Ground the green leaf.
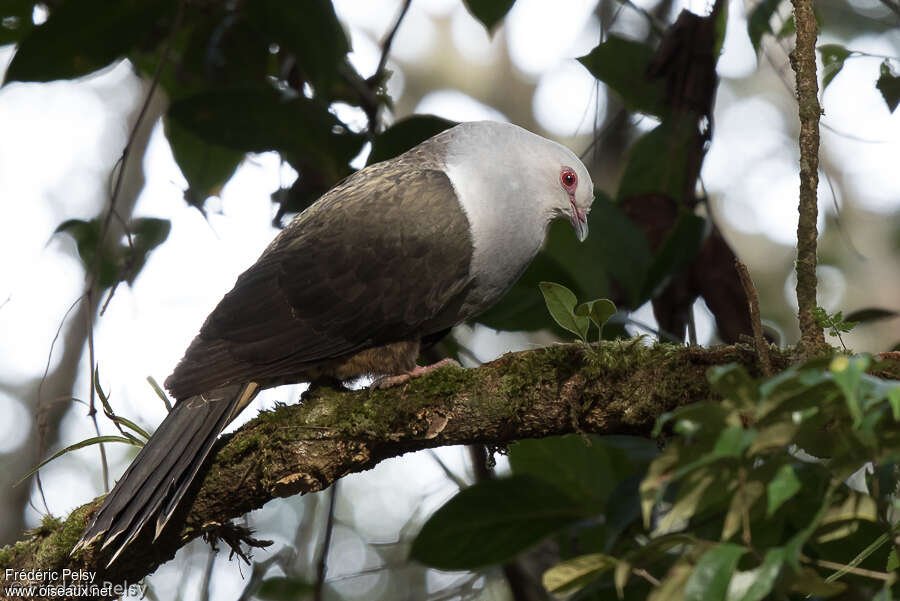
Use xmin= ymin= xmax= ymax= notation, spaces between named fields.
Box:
xmin=126 ymin=217 xmax=171 ymax=282
xmin=767 ymin=464 xmax=801 ymax=516
xmin=617 ymin=119 xmax=696 ymax=205
xmin=542 ymin=553 xmax=617 ymax=596
xmin=733 ymin=548 xmax=785 ymax=601
xmin=0 ymin=0 xmax=34 ymax=46
xmin=410 ymin=475 xmax=586 ymax=570
xmin=367 ymin=115 xmax=457 ymax=165
xmin=830 ymin=355 xmax=870 ymax=426
xmin=640 ymin=211 xmax=707 ymax=303
xmin=888 ymin=387 xmax=900 ymax=421
xmin=876 ymin=60 xmax=900 ymax=113
xmin=819 ymin=44 xmax=852 ymax=89
xmin=54 ymin=218 xmax=118 ymax=288
xmin=4 ymin=0 xmax=177 ymax=84
xmin=575 ymin=298 xmax=617 ymax=338
xmin=167 ymin=86 xmax=365 ymax=175
xmin=508 ymin=435 xmax=629 ymax=509
xmin=746 ymin=0 xmax=780 ymax=54
xmin=255 ymin=576 xmax=314 ymax=600
xmin=146 ymin=376 xmax=173 ymax=412
xmin=247 ymin=0 xmax=349 ymax=96
xmin=577 ymin=35 xmax=667 ymax=116
xmin=683 ymin=543 xmax=745 ymax=601
xmin=16 ymin=435 xmax=140 ymax=485
xmin=463 ymin=0 xmax=515 ymax=34
xmin=887 ymin=548 xmax=899 ymax=572
xmin=712 ymin=426 xmax=755 ymax=457
xmin=539 ymin=282 xmax=589 ymax=341
xmin=707 ymin=364 xmax=759 ymax=407
xmin=164 ymin=117 xmax=243 ymax=205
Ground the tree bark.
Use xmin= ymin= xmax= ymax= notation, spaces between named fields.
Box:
xmin=0 ymin=342 xmax=806 ymax=600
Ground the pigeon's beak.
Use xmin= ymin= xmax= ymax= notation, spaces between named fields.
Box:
xmin=569 ymin=199 xmax=589 ymax=242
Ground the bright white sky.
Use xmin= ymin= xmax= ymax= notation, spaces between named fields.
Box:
xmin=0 ymin=0 xmax=898 ymax=597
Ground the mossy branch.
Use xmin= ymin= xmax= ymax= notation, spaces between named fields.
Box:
xmin=1 ymin=342 xmax=791 ymax=600
xmin=790 ymin=0 xmax=827 ymax=357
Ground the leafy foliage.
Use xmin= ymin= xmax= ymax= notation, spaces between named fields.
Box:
xmin=539 ymin=282 xmax=617 ymax=343
xmin=413 ymin=359 xmax=900 ymax=599
xmin=813 ymin=307 xmax=858 ymax=349
xmin=463 ymin=0 xmax=516 ymax=34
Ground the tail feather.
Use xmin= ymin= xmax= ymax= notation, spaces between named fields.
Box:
xmin=74 ymin=382 xmax=257 ymax=564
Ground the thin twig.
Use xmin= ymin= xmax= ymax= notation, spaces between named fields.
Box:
xmin=376 ymin=0 xmax=412 ymax=84
xmin=789 ymin=0 xmax=826 ymax=357
xmin=735 ymin=261 xmax=773 ymax=376
xmin=314 ymin=482 xmax=339 ymax=601
xmin=364 ymin=0 xmax=413 ymax=136
xmin=803 ymin=555 xmax=895 ymax=582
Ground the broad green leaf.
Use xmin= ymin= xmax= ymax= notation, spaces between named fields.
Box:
xmin=617 ymin=119 xmax=695 ymax=205
xmin=712 ymin=426 xmax=755 ymax=457
xmin=732 ymin=548 xmax=785 ymax=601
xmin=54 ymin=218 xmax=118 ymax=288
xmin=4 ymin=0 xmax=177 ymax=84
xmin=876 ymin=60 xmax=900 ymax=113
xmin=819 ymin=44 xmax=852 ymax=89
xmin=167 ymin=86 xmax=365 ymax=175
xmin=16 ymin=435 xmax=140 ymax=485
xmin=708 ymin=364 xmax=759 ymax=407
xmin=766 ymin=464 xmax=801 ymax=516
xmin=539 ymin=282 xmax=589 ymax=340
xmin=888 ymin=549 xmax=899 ymax=572
xmin=746 ymin=0 xmax=780 ymax=53
xmin=126 ymin=217 xmax=171 ymax=282
xmin=164 ymin=118 xmax=243 ymax=206
xmin=542 ymin=553 xmax=617 ymax=596
xmin=256 ymin=576 xmax=314 ymax=600
xmin=655 ymin=472 xmax=715 ymax=534
xmin=683 ymin=543 xmax=745 ymax=601
xmin=639 ymin=210 xmax=707 ymax=301
xmin=889 ymin=387 xmax=900 ymax=421
xmin=410 ymin=475 xmax=586 ymax=570
xmin=463 ymin=0 xmax=515 ymax=34
xmin=576 ymin=298 xmax=617 ymax=338
xmin=247 ymin=0 xmax=349 ymax=96
xmin=509 ymin=435 xmax=629 ymax=509
xmin=553 ymin=193 xmax=651 ymax=306
xmin=722 ymin=479 xmax=764 ymax=540
xmin=0 ymin=0 xmax=34 ymax=45
xmin=830 ymin=355 xmax=870 ymax=426
xmin=578 ymin=35 xmax=666 ymax=116
xmin=367 ymin=115 xmax=457 ymax=165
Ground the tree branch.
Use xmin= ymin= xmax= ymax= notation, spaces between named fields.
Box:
xmin=1 ymin=342 xmax=792 ymax=599
xmin=789 ymin=0 xmax=826 ymax=358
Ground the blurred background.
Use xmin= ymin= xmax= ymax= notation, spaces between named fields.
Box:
xmin=0 ymin=0 xmax=899 ymax=598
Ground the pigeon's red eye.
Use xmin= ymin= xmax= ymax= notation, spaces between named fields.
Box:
xmin=560 ymin=168 xmax=577 ymax=192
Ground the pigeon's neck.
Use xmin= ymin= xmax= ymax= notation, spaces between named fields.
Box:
xmin=444 ymin=159 xmax=548 ymax=313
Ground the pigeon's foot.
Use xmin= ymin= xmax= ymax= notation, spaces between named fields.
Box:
xmin=372 ymin=358 xmax=462 ymax=389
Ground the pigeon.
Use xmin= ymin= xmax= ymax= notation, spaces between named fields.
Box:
xmin=75 ymin=120 xmax=594 ymax=564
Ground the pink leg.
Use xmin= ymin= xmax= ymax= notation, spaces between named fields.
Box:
xmin=372 ymin=358 xmax=462 ymax=389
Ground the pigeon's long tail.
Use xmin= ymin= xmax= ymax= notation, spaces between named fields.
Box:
xmin=74 ymin=382 xmax=259 ymax=566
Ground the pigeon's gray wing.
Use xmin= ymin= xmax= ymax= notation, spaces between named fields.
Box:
xmin=165 ymin=164 xmax=474 ymax=399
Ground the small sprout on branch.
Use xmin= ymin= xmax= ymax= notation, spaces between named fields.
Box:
xmin=812 ymin=307 xmax=858 ymax=350
xmin=539 ymin=282 xmax=617 ymax=343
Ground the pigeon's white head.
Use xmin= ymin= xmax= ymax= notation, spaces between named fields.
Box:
xmin=442 ymin=121 xmax=594 ymax=243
